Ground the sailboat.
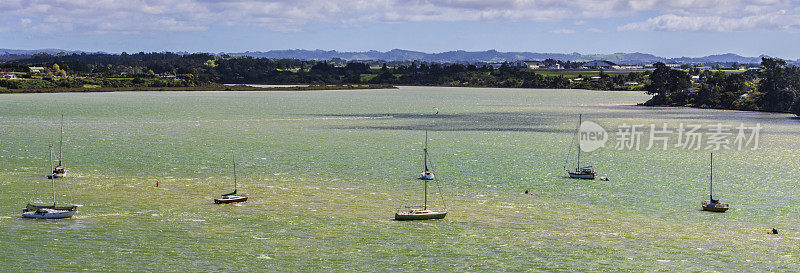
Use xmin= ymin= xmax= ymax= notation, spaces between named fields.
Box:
xmin=48 ymin=115 xmax=66 ymax=179
xmin=702 ymin=153 xmax=729 ymax=212
xmin=23 ymin=146 xmax=77 ymax=219
xmin=396 ymin=131 xmax=447 ymax=221
xmin=419 ymin=130 xmax=435 ymax=180
xmin=565 ymin=114 xmax=596 ymax=179
xmin=214 ymin=152 xmax=247 ymax=204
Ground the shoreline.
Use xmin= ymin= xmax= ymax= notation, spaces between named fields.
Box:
xmin=0 ymin=84 xmax=396 ymax=94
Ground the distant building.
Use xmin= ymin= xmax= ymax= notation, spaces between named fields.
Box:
xmin=157 ymin=73 xmax=176 ymax=78
xmin=545 ymin=62 xmax=563 ymax=70
xmin=29 ymin=67 xmax=45 ymax=73
xmin=487 ymin=62 xmax=504 ymax=69
xmin=522 ymin=61 xmax=544 ymax=69
xmin=580 ymin=60 xmax=619 ymax=69
xmin=624 ymin=81 xmax=639 ymax=86
xmin=691 ymin=75 xmax=700 ymax=81
xmin=644 ymin=63 xmax=681 ymax=69
xmin=1 ymin=72 xmax=17 ymax=79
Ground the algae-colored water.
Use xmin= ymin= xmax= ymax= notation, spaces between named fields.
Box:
xmin=1 ymin=87 xmax=799 ymax=271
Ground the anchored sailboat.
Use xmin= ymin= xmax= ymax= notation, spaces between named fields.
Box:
xmin=702 ymin=153 xmax=729 ymax=212
xmin=48 ymin=115 xmax=66 ymax=179
xmin=23 ymin=145 xmax=77 ymax=219
xmin=214 ymin=152 xmax=247 ymax=204
xmin=396 ymin=131 xmax=447 ymax=221
xmin=565 ymin=114 xmax=596 ymax=179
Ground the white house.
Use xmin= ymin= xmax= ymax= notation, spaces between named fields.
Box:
xmin=29 ymin=67 xmax=45 ymax=73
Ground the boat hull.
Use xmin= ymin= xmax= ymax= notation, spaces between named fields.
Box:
xmin=568 ymin=172 xmax=595 ymax=179
xmin=46 ymin=173 xmax=64 ymax=179
xmin=22 ymin=209 xmax=76 ymax=219
xmin=214 ymin=196 xmax=248 ymax=204
xmin=419 ymin=175 xmax=434 ymax=180
xmin=702 ymin=202 xmax=729 ymax=212
xmin=394 ymin=211 xmax=447 ymax=221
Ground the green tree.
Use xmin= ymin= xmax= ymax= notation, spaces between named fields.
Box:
xmin=792 ymin=97 xmax=800 ymax=116
xmin=643 ymin=62 xmax=690 ymax=105
xmin=758 ymin=57 xmax=796 ymax=112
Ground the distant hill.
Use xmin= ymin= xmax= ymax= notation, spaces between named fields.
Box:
xmin=227 ymin=49 xmax=668 ymax=64
xmin=0 ymin=48 xmax=105 ymax=55
xmin=227 ymin=49 xmax=779 ymax=64
xmin=2 ymin=48 xmax=795 ymax=65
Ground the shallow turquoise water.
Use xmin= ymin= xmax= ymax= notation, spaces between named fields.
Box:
xmin=1 ymin=87 xmax=799 ymax=271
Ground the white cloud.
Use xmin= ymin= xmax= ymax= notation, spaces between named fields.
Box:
xmin=619 ymin=10 xmax=800 ymax=32
xmin=0 ymin=0 xmax=798 ymax=34
xmin=550 ymin=28 xmax=576 ymax=34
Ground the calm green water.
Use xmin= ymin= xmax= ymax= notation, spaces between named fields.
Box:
xmin=1 ymin=87 xmax=799 ymax=271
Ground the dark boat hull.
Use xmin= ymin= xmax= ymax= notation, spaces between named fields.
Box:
xmin=214 ymin=196 xmax=248 ymax=204
xmin=701 ymin=202 xmax=729 ymax=212
xmin=568 ymin=171 xmax=595 ymax=179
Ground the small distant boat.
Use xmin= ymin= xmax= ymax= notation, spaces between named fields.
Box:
xmin=565 ymin=114 xmax=596 ymax=180
xmin=23 ymin=146 xmax=77 ymax=219
xmin=48 ymin=115 xmax=66 ymax=179
xmin=397 ymin=131 xmax=447 ymax=221
xmin=419 ymin=130 xmax=435 ymax=180
xmin=702 ymin=153 xmax=729 ymax=213
xmin=214 ymin=152 xmax=247 ymax=204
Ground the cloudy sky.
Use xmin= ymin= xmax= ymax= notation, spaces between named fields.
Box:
xmin=2 ymin=0 xmax=800 ymax=58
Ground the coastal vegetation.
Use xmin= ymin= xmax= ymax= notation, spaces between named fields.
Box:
xmin=643 ymin=58 xmax=800 ymax=115
xmin=1 ymin=52 xmax=798 ymax=115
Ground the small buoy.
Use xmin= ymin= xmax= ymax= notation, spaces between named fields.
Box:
xmin=524 ymin=190 xmax=529 ymax=194
xmin=772 ymin=228 xmax=778 ymax=234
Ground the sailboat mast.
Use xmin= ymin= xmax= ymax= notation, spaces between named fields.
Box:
xmin=576 ymin=114 xmax=581 ymax=170
xmin=233 ymin=152 xmax=237 ymax=191
xmin=49 ymin=145 xmax=56 ymax=207
xmin=423 ymin=130 xmax=429 ymax=171
xmin=59 ymin=114 xmax=63 ymax=165
xmin=424 ymin=180 xmax=428 ymax=210
xmin=710 ymin=153 xmax=714 ymax=200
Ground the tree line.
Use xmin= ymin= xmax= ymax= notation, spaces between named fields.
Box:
xmin=1 ymin=53 xmax=798 ymax=116
xmin=643 ymin=58 xmax=800 ymax=115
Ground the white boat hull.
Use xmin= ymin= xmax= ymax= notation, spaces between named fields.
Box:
xmin=22 ymin=209 xmax=76 ymax=219
xmin=419 ymin=173 xmax=434 ymax=180
xmin=395 ymin=208 xmax=447 ymax=221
